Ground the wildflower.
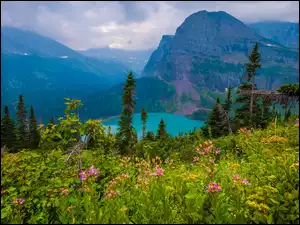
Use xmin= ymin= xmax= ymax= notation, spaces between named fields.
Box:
xmin=206 ymin=181 xmax=222 ymax=193
xmin=241 ymin=179 xmax=249 ymax=184
xmin=120 ymin=207 xmax=128 ymax=212
xmin=215 ymin=148 xmax=221 ymax=154
xmin=87 ymin=165 xmax=100 ymax=177
xmin=295 ymin=119 xmax=299 ymax=127
xmin=209 ymin=158 xmax=215 ymax=164
xmin=60 ymin=187 xmax=69 ymax=195
xmin=104 ymin=189 xmax=120 ymax=200
xmin=80 ymin=171 xmax=87 ymax=182
xmin=193 ymin=156 xmax=200 ymax=162
xmin=12 ymin=198 xmax=25 ymax=205
xmin=233 ymin=174 xmax=240 ymax=183
xmin=155 ymin=166 xmax=164 ymax=176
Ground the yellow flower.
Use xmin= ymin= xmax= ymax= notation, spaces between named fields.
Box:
xmin=120 ymin=207 xmax=128 ymax=212
xmin=261 ymin=135 xmax=288 ymax=143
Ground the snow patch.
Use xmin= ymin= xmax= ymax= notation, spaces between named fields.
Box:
xmin=266 ymin=44 xmax=275 ymax=47
xmin=60 ymin=56 xmax=69 ymax=58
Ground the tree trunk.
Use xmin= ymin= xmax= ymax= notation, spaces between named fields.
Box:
xmin=250 ymin=79 xmax=254 ymax=124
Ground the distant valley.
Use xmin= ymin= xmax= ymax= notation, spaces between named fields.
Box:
xmin=1 ymin=11 xmax=299 ymax=122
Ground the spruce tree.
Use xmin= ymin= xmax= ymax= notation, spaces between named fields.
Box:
xmin=141 ymin=108 xmax=148 ymax=140
xmin=47 ymin=117 xmax=55 ymax=128
xmin=202 ymin=97 xmax=228 ymax=138
xmin=28 ymin=105 xmax=40 ymax=149
xmin=245 ymin=42 xmax=261 ymax=123
xmin=16 ymin=94 xmax=28 ymax=147
xmin=1 ymin=105 xmax=18 ymax=150
xmin=235 ymin=82 xmax=261 ymax=129
xmin=224 ymin=84 xmax=232 ymax=114
xmin=157 ymin=119 xmax=167 ymax=139
xmin=117 ymin=71 xmax=136 ymax=155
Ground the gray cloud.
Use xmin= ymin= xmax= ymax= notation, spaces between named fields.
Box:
xmin=1 ymin=1 xmax=299 ymax=50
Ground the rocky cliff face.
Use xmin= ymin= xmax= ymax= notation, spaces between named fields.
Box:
xmin=249 ymin=21 xmax=299 ymax=49
xmin=143 ymin=10 xmax=299 ymax=116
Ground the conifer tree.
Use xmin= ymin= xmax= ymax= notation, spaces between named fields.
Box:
xmin=28 ymin=105 xmax=40 ymax=148
xmin=47 ymin=117 xmax=55 ymax=128
xmin=235 ymin=82 xmax=261 ymax=129
xmin=1 ymin=105 xmax=18 ymax=150
xmin=245 ymin=42 xmax=261 ymax=123
xmin=157 ymin=119 xmax=167 ymax=139
xmin=16 ymin=94 xmax=28 ymax=147
xmin=141 ymin=108 xmax=148 ymax=140
xmin=202 ymin=97 xmax=228 ymax=138
xmin=117 ymin=71 xmax=136 ymax=155
xmin=224 ymin=84 xmax=232 ymax=114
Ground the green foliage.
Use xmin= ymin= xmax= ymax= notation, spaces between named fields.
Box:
xmin=277 ymin=84 xmax=299 ymax=97
xmin=16 ymin=94 xmax=29 ymax=148
xmin=1 ymin=122 xmax=298 ymax=224
xmin=245 ymin=42 xmax=261 ymax=82
xmin=141 ymin=108 xmax=148 ymax=140
xmin=117 ymin=72 xmax=137 ymax=155
xmin=1 ymin=105 xmax=18 ymax=151
xmin=28 ymin=105 xmax=40 ymax=149
xmin=224 ymin=84 xmax=232 ymax=113
xmin=157 ymin=119 xmax=168 ymax=139
xmin=39 ymin=98 xmax=84 ymax=150
xmin=202 ymin=97 xmax=229 ymax=138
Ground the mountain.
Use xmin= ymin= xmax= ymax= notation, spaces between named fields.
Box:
xmin=1 ymin=27 xmax=130 ymax=122
xmin=248 ymin=21 xmax=299 ymax=49
xmin=79 ymin=47 xmax=154 ymax=75
xmin=143 ymin=10 xmax=299 ymax=118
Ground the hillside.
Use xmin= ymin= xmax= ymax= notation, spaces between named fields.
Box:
xmin=249 ymin=21 xmax=299 ymax=49
xmin=1 ymin=27 xmax=130 ymax=121
xmin=143 ymin=11 xmax=299 ymax=118
xmin=80 ymin=47 xmax=154 ymax=75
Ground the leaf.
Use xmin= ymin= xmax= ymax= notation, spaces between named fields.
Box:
xmin=267 ymin=214 xmax=273 ymax=224
xmin=185 ymin=193 xmax=197 ymax=200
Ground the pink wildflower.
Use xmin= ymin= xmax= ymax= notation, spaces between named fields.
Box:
xmin=241 ymin=179 xmax=249 ymax=184
xmin=88 ymin=165 xmax=100 ymax=177
xmin=12 ymin=198 xmax=25 ymax=205
xmin=155 ymin=166 xmax=164 ymax=176
xmin=193 ymin=157 xmax=200 ymax=162
xmin=80 ymin=171 xmax=87 ymax=182
xmin=206 ymin=182 xmax=222 ymax=193
xmin=215 ymin=148 xmax=221 ymax=154
xmin=233 ymin=174 xmax=240 ymax=183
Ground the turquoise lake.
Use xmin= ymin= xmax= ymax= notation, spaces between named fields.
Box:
xmin=102 ymin=113 xmax=205 ymax=138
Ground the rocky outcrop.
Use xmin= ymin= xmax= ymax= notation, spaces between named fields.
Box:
xmin=143 ymin=10 xmax=299 ymax=116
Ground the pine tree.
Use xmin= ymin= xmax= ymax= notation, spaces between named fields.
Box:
xmin=245 ymin=42 xmax=261 ymax=124
xmin=157 ymin=119 xmax=167 ymax=139
xmin=117 ymin=71 xmax=136 ymax=155
xmin=224 ymin=84 xmax=232 ymax=114
xmin=141 ymin=108 xmax=148 ymax=140
xmin=16 ymin=94 xmax=28 ymax=147
xmin=235 ymin=82 xmax=261 ymax=129
xmin=28 ymin=105 xmax=40 ymax=149
xmin=202 ymin=97 xmax=228 ymax=138
xmin=47 ymin=117 xmax=55 ymax=128
xmin=1 ymin=105 xmax=18 ymax=150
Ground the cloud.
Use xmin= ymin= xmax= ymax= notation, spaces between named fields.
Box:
xmin=1 ymin=1 xmax=299 ymax=51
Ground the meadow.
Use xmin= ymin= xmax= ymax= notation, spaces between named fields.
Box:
xmin=1 ymin=119 xmax=299 ymax=224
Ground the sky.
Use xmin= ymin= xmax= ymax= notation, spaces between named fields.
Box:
xmin=1 ymin=1 xmax=299 ymax=51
